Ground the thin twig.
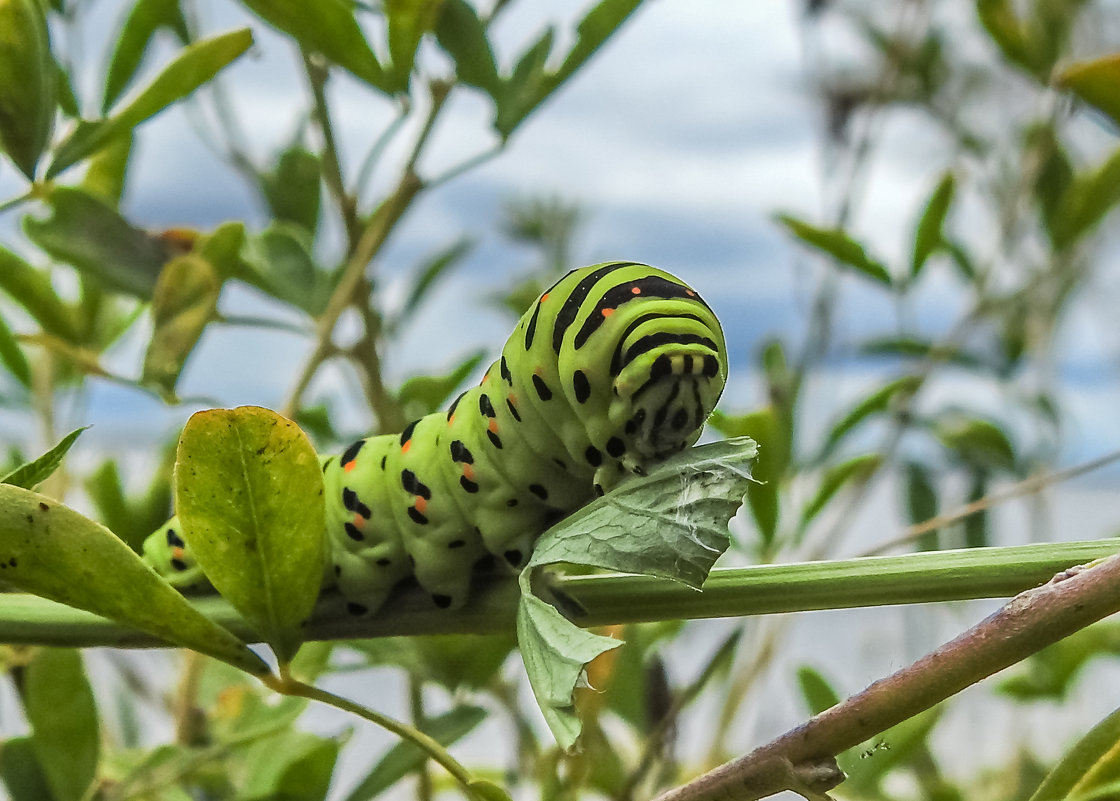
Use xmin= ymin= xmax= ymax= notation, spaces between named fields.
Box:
xmin=654 ymin=551 xmax=1120 ymax=801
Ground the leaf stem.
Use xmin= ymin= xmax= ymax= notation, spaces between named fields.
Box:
xmin=264 ymin=671 xmax=477 ymax=793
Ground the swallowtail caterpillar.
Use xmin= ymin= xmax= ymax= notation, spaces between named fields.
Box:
xmin=143 ymin=262 xmax=727 ymax=615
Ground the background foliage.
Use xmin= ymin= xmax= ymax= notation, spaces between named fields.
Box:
xmin=2 ymin=0 xmax=1120 ymax=800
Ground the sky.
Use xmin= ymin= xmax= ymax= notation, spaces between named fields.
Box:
xmin=2 ymin=0 xmax=1120 ymax=479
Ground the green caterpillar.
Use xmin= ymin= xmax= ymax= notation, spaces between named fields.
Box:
xmin=143 ymin=262 xmax=727 ymax=615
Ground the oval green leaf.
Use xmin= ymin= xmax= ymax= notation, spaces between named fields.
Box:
xmin=1055 ymin=53 xmax=1120 ymax=130
xmin=0 ymin=483 xmax=266 ymax=674
xmin=175 ymin=406 xmax=325 ymax=662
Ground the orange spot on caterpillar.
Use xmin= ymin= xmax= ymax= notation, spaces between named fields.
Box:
xmin=686 ymin=289 xmax=695 ymax=296
xmin=402 ymin=440 xmax=412 ymax=454
xmin=488 ymin=419 xmax=499 ymax=434
xmin=343 ymin=461 xmax=357 ymax=473
xmin=414 ymin=497 xmax=428 ymax=514
xmin=541 ymin=292 xmax=550 ymax=302
xmin=601 ymin=307 xmax=615 ymax=318
xmin=352 ymin=514 xmax=367 ymax=530
xmin=171 ymin=547 xmax=185 ymax=559
xmin=448 ymin=415 xmax=455 ymax=426
xmin=631 ymin=286 xmax=641 ymax=294
xmin=463 ymin=464 xmax=475 ymax=480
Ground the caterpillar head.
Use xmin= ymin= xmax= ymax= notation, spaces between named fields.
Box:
xmin=614 ymin=346 xmax=726 ymax=463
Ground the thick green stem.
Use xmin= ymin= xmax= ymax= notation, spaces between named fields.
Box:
xmin=0 ymin=539 xmax=1114 ymax=647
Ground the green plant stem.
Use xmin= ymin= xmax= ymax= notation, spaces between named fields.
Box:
xmin=653 ymin=549 xmax=1120 ymax=801
xmin=264 ymin=673 xmax=476 ymax=794
xmin=0 ymin=539 xmax=1115 ymax=647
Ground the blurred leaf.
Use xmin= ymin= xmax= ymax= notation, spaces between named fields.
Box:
xmin=102 ymin=0 xmax=191 ymax=112
xmin=797 ymin=665 xmax=841 ymax=715
xmin=963 ymin=469 xmax=989 ymax=549
xmin=0 ymin=246 xmax=77 ymax=340
xmin=385 ymin=0 xmax=443 ymax=92
xmin=860 ymin=336 xmax=986 ymax=369
xmin=1056 ymin=52 xmax=1120 ymax=129
xmin=25 ymin=649 xmax=99 ymax=801
xmin=905 ymin=461 xmax=939 ymax=551
xmin=84 ymin=458 xmax=171 ymax=553
xmin=398 ymin=351 xmax=485 ymax=420
xmin=708 ymin=408 xmax=784 ymax=548
xmin=142 ymin=253 xmax=222 ymax=400
xmin=1 ymin=427 xmax=86 ymax=489
xmin=496 ymin=0 xmax=643 ymax=137
xmin=81 ymin=130 xmax=133 ymax=207
xmin=49 ymin=28 xmax=254 ymax=177
xmin=776 ymin=214 xmax=892 ymax=285
xmin=818 ymin=375 xmax=920 ymax=460
xmin=0 ymin=311 xmax=30 ymax=387
xmin=240 ymin=0 xmax=389 ymax=91
xmin=0 ymin=483 xmax=267 ymax=674
xmin=239 ymin=730 xmax=341 ymax=801
xmin=500 ymin=28 xmax=554 ymax=129
xmin=343 ymin=706 xmax=488 ymax=801
xmin=175 ymin=406 xmax=325 ymax=662
xmin=0 ymin=737 xmax=54 ymax=801
xmin=23 ymin=185 xmax=172 ymax=298
xmin=1025 ymin=124 xmax=1073 ymax=240
xmin=260 ymin=146 xmax=321 ymax=234
xmin=1051 ymin=147 xmax=1120 ymax=248
xmin=0 ymin=0 xmax=56 ymax=180
xmin=1000 ymin=623 xmax=1120 ymax=701
xmin=519 ymin=438 xmax=757 ymax=748
xmin=349 ymin=633 xmax=517 ymax=691
xmin=239 ymin=223 xmax=330 ymax=314
xmin=977 ymin=0 xmax=1044 ymax=79
xmin=197 ymin=220 xmax=247 ymax=279
xmin=1028 ymin=705 xmax=1120 ymax=801
xmin=910 ymin=172 xmax=954 ymax=277
xmin=800 ymin=453 xmax=882 ymax=527
xmin=396 ymin=237 xmax=475 ymax=327
xmin=935 ymin=417 xmax=1015 ymax=472
xmin=434 ymin=0 xmax=500 ymax=95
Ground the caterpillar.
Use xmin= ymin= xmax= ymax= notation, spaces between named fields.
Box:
xmin=142 ymin=262 xmax=727 ymax=615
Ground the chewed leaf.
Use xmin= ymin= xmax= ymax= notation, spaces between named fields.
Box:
xmin=176 ymin=406 xmax=325 ymax=663
xmin=0 ymin=484 xmax=266 ymax=675
xmin=527 ymin=437 xmax=758 ymax=588
xmin=517 ymin=438 xmax=757 ymax=749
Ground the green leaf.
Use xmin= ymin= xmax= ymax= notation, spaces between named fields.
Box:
xmin=48 ymin=28 xmax=254 ymax=177
xmin=2 ymin=427 xmax=87 ymax=489
xmin=0 ymin=246 xmax=77 ymax=340
xmin=385 ymin=0 xmax=443 ymax=92
xmin=23 ymin=185 xmax=172 ymax=298
xmin=976 ymin=0 xmax=1046 ymax=79
xmin=141 ymin=253 xmax=222 ymax=400
xmin=818 ymin=376 xmax=920 ymax=460
xmin=343 ymin=706 xmax=488 ymax=801
xmin=396 ymin=237 xmax=475 ymax=326
xmin=81 ymin=129 xmax=133 ymax=207
xmin=905 ymin=461 xmax=939 ymax=551
xmin=398 ymin=351 xmax=485 ymax=420
xmin=239 ymin=223 xmax=330 ymax=314
xmin=518 ymin=438 xmax=757 ymax=748
xmin=1028 ymin=705 xmax=1120 ymax=801
xmin=1025 ymin=124 xmax=1073 ymax=242
xmin=708 ymin=408 xmax=785 ymax=548
xmin=800 ymin=454 xmax=883 ymax=528
xmin=1055 ymin=53 xmax=1120 ymax=129
xmin=935 ymin=417 xmax=1015 ymax=472
xmin=434 ymin=0 xmax=500 ymax=95
xmin=0 ymin=311 xmax=30 ymax=387
xmin=910 ymin=172 xmax=954 ymax=276
xmin=102 ymin=0 xmax=191 ymax=112
xmin=797 ymin=665 xmax=841 ymax=715
xmin=260 ymin=145 xmax=321 ymax=234
xmin=0 ymin=483 xmax=266 ymax=674
xmin=240 ymin=730 xmax=341 ymax=801
xmin=860 ymin=336 xmax=986 ymax=369
xmin=496 ymin=0 xmax=642 ymax=137
xmin=175 ymin=406 xmax=326 ymax=662
xmin=776 ymin=214 xmax=892 ymax=285
xmin=239 ymin=0 xmax=389 ymax=91
xmin=963 ymin=469 xmax=989 ymax=548
xmin=516 ymin=591 xmax=622 ymax=750
xmin=24 ymin=649 xmax=100 ymax=801
xmin=468 ymin=779 xmax=515 ymax=801
xmin=0 ymin=0 xmax=56 ymax=179
xmin=999 ymin=623 xmax=1120 ymax=701
xmin=1050 ymin=147 xmax=1120 ymax=248
xmin=0 ymin=738 xmax=54 ymax=801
